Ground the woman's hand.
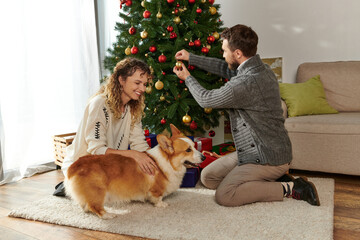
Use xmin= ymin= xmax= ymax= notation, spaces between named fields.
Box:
xmin=173 ymin=62 xmax=191 ymax=81
xmin=131 ymin=150 xmax=158 ymax=176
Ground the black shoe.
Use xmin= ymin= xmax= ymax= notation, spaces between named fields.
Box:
xmin=53 ymin=181 xmax=66 ymax=197
xmin=276 ymin=173 xmax=295 ymax=182
xmin=291 ymin=177 xmax=320 ymax=206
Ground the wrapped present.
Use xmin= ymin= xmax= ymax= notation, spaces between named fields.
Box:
xmin=212 ymin=142 xmax=236 ymax=155
xmin=180 ymin=167 xmax=199 ymax=188
xmin=194 ymin=137 xmax=212 ymax=152
xmin=146 ymin=134 xmax=158 ymax=147
xmin=199 ymin=151 xmax=220 ymax=169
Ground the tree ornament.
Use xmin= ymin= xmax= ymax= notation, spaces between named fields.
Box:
xmin=224 ymin=78 xmax=229 ymax=83
xmin=143 ymin=10 xmax=151 ymax=18
xmin=207 ymin=35 xmax=215 ymax=44
xmin=145 ymin=85 xmax=152 ymax=94
xmin=131 ymin=46 xmax=139 ymax=54
xmin=190 ymin=121 xmax=198 ymax=130
xmin=196 ymin=8 xmax=202 ymax=14
xmin=126 ymin=0 xmax=132 ymax=6
xmin=160 ymin=95 xmax=165 ymax=101
xmin=209 ymin=6 xmax=217 ymax=15
xmin=213 ymin=31 xmax=220 ymax=40
xmin=162 ymin=71 xmax=166 ymax=75
xmin=206 ymin=44 xmax=211 ymax=50
xmin=156 ymin=11 xmax=163 ymax=18
xmin=149 ymin=45 xmax=157 ymax=52
xmin=188 ymin=41 xmax=195 ymax=47
xmin=140 ymin=30 xmax=148 ymax=39
xmin=188 ymin=0 xmax=195 ymax=4
xmin=170 ymin=32 xmax=177 ymax=39
xmin=167 ymin=25 xmax=174 ymax=32
xmin=175 ymin=61 xmax=183 ymax=70
xmin=201 ymin=0 xmax=206 ymax=3
xmin=201 ymin=46 xmax=209 ymax=54
xmin=154 ymin=108 xmax=157 ymax=113
xmin=184 ymin=88 xmax=188 ymax=91
xmin=155 ymin=80 xmax=164 ymax=90
xmin=180 ymin=80 xmax=184 ymax=84
xmin=129 ymin=26 xmax=136 ymax=35
xmin=188 ymin=65 xmax=195 ymax=71
xmin=182 ymin=113 xmax=192 ymax=123
xmin=158 ymin=54 xmax=167 ymax=63
xmin=162 ymin=33 xmax=166 ymax=37
xmin=204 ymin=107 xmax=213 ymax=113
xmin=149 ymin=66 xmax=154 ymax=74
xmin=145 ymin=53 xmax=148 ymax=58
xmin=208 ymin=0 xmax=215 ymax=4
xmin=161 ymin=118 xmax=166 ymax=124
xmin=194 ymin=39 xmax=201 ymax=47
xmin=125 ymin=47 xmax=132 ymax=55
xmin=173 ymin=16 xmax=181 ymax=24
xmin=144 ymin=129 xmax=149 ymax=136
xmin=173 ymin=9 xmax=179 ymax=15
xmin=167 ymin=0 xmax=175 ymax=4
xmin=209 ymin=130 xmax=215 ymax=137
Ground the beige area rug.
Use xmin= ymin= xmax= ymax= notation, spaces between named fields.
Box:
xmin=8 ymin=178 xmax=334 ymax=240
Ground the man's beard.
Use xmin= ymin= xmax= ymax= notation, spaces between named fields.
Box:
xmin=228 ymin=61 xmax=239 ymax=70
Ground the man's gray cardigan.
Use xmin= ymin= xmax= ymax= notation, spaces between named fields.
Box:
xmin=186 ymin=54 xmax=292 ymax=166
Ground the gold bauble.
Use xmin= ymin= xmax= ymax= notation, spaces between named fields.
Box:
xmin=154 ymin=108 xmax=157 ymax=113
xmin=206 ymin=44 xmax=211 ymax=50
xmin=204 ymin=107 xmax=213 ymax=114
xmin=149 ymin=66 xmax=154 ymax=74
xmin=141 ymin=0 xmax=146 ymax=7
xmin=156 ymin=12 xmax=162 ymax=19
xmin=162 ymin=33 xmax=166 ymax=36
xmin=145 ymin=85 xmax=152 ymax=94
xmin=125 ymin=47 xmax=131 ymax=55
xmin=209 ymin=7 xmax=217 ymax=15
xmin=160 ymin=95 xmax=165 ymax=101
xmin=173 ymin=16 xmax=181 ymax=24
xmin=175 ymin=61 xmax=183 ymax=69
xmin=182 ymin=114 xmax=192 ymax=123
xmin=184 ymin=88 xmax=188 ymax=91
xmin=145 ymin=53 xmax=148 ymax=57
xmin=140 ymin=30 xmax=148 ymax=39
xmin=155 ymin=80 xmax=164 ymax=90
xmin=201 ymin=0 xmax=206 ymax=3
xmin=213 ymin=31 xmax=220 ymax=40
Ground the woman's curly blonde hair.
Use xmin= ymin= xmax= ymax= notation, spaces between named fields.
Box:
xmin=97 ymin=58 xmax=150 ymax=127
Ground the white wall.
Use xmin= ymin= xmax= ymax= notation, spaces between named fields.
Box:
xmin=217 ymin=0 xmax=360 ymax=83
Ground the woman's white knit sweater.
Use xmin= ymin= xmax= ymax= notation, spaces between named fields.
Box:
xmin=61 ymin=95 xmax=149 ymax=176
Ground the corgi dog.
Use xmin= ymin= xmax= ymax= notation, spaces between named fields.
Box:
xmin=64 ymin=124 xmax=205 ymax=219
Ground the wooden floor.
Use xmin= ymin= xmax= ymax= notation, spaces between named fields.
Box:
xmin=1 ymin=170 xmax=360 ymax=240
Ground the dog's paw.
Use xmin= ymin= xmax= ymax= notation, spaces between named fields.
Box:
xmin=100 ymin=212 xmax=118 ymax=219
xmin=155 ymin=201 xmax=168 ymax=208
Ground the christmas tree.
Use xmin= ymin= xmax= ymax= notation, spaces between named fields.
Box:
xmin=104 ymin=0 xmax=225 ymax=135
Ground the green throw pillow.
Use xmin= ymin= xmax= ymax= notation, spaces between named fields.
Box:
xmin=279 ymin=75 xmax=338 ymax=117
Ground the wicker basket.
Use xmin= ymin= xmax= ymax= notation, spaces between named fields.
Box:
xmin=53 ymin=132 xmax=76 ymax=167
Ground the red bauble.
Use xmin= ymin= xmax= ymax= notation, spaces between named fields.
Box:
xmin=188 ymin=65 xmax=195 ymax=71
xmin=167 ymin=25 xmax=174 ymax=32
xmin=196 ymin=8 xmax=202 ymax=14
xmin=180 ymin=80 xmax=184 ymax=84
xmin=170 ymin=32 xmax=177 ymax=39
xmin=194 ymin=39 xmax=201 ymax=47
xmin=190 ymin=121 xmax=198 ymax=130
xmin=125 ymin=0 xmax=132 ymax=6
xmin=209 ymin=130 xmax=215 ymax=137
xmin=129 ymin=26 xmax=136 ymax=35
xmin=176 ymin=3 xmax=180 ymax=7
xmin=201 ymin=47 xmax=209 ymax=54
xmin=188 ymin=0 xmax=196 ymax=4
xmin=224 ymin=78 xmax=229 ymax=83
xmin=207 ymin=35 xmax=215 ymax=44
xmin=188 ymin=41 xmax=195 ymax=47
xmin=174 ymin=9 xmax=179 ymax=15
xmin=143 ymin=10 xmax=151 ymax=18
xmin=162 ymin=71 xmax=166 ymax=75
xmin=161 ymin=118 xmax=166 ymax=124
xmin=158 ymin=54 xmax=167 ymax=63
xmin=144 ymin=129 xmax=149 ymax=136
xmin=131 ymin=46 xmax=138 ymax=54
xmin=149 ymin=45 xmax=157 ymax=53
xmin=167 ymin=0 xmax=175 ymax=3
xmin=208 ymin=0 xmax=215 ymax=4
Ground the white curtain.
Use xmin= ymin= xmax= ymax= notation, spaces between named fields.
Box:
xmin=0 ymin=0 xmax=100 ymax=185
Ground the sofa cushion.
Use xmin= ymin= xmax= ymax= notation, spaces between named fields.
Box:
xmin=297 ymin=61 xmax=360 ymax=112
xmin=279 ymin=75 xmax=338 ymax=117
xmin=285 ymin=112 xmax=360 ymax=134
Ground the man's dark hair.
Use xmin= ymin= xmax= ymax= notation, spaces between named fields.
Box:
xmin=221 ymin=24 xmax=258 ymax=57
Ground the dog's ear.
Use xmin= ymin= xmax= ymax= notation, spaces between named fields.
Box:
xmin=157 ymin=134 xmax=174 ymax=154
xmin=170 ymin=124 xmax=184 ymax=139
